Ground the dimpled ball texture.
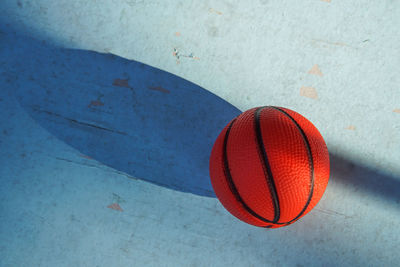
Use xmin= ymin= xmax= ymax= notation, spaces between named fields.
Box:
xmin=209 ymin=106 xmax=330 ymax=228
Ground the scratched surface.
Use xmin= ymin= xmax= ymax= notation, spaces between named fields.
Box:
xmin=1 ymin=0 xmax=400 ymax=266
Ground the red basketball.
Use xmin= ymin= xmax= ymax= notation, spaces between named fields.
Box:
xmin=209 ymin=106 xmax=330 ymax=228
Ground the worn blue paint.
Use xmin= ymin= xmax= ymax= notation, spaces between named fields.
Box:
xmin=4 ymin=33 xmax=240 ymax=197
xmin=1 ymin=1 xmax=400 ymax=266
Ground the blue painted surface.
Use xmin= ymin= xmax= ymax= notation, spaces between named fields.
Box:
xmin=4 ymin=33 xmax=240 ymax=197
xmin=1 ymin=1 xmax=400 ymax=266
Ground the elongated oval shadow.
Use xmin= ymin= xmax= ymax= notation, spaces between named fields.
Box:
xmin=8 ymin=33 xmax=241 ymax=197
xmin=5 ymin=32 xmax=399 ymax=206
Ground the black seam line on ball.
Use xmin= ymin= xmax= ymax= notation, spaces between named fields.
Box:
xmin=223 ymin=117 xmax=284 ymax=225
xmin=271 ymin=107 xmax=315 ymax=225
xmin=254 ymin=107 xmax=281 ymax=223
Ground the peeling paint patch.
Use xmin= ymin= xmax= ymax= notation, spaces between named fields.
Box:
xmin=173 ymin=48 xmax=178 ymax=58
xmin=300 ymin=86 xmax=318 ymax=99
xmin=88 ymin=100 xmax=104 ymax=108
xmin=393 ymin=109 xmax=400 ymax=114
xmin=308 ymin=64 xmax=323 ymax=76
xmin=113 ymin=78 xmax=131 ymax=88
xmin=148 ymin=86 xmax=170 ymax=94
xmin=173 ymin=48 xmax=180 ymax=64
xmin=320 ymin=0 xmax=331 ymax=2
xmin=345 ymin=125 xmax=356 ymax=130
xmin=209 ymin=8 xmax=222 ymax=15
xmin=107 ymin=203 xmax=123 ymax=212
xmin=175 ymin=32 xmax=181 ymax=37
xmin=173 ymin=48 xmax=199 ymax=64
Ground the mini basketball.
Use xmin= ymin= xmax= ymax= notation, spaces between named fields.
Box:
xmin=209 ymin=106 xmax=330 ymax=228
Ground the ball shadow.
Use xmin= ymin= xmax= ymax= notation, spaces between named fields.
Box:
xmin=3 ymin=32 xmax=240 ymax=197
xmin=3 ymin=30 xmax=399 ymax=205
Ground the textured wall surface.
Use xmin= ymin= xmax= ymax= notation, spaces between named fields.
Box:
xmin=1 ymin=0 xmax=399 ymax=266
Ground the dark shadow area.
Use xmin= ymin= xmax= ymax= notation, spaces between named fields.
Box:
xmin=1 ymin=26 xmax=399 ymax=204
xmin=1 ymin=30 xmax=240 ymax=197
xmin=329 ymin=153 xmax=400 ymax=206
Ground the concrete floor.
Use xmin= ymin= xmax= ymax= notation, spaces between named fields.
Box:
xmin=1 ymin=0 xmax=399 ymax=266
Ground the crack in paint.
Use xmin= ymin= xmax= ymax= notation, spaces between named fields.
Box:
xmin=54 ymin=156 xmax=139 ymax=181
xmin=148 ymin=86 xmax=170 ymax=94
xmin=113 ymin=78 xmax=132 ymax=88
xmin=32 ymin=107 xmax=127 ymax=135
